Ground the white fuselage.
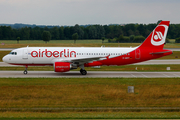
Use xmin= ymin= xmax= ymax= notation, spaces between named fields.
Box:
xmin=3 ymin=47 xmax=136 ymax=65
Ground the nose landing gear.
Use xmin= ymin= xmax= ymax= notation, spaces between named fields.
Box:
xmin=23 ymin=65 xmax=28 ymax=74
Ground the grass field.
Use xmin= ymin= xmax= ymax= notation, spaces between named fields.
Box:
xmin=0 ymin=112 xmax=180 ymax=119
xmin=0 ymin=78 xmax=180 ymax=108
xmin=0 ymin=39 xmax=180 ymax=48
xmin=0 ymin=78 xmax=180 ymax=119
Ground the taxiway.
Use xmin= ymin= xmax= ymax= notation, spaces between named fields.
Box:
xmin=0 ymin=71 xmax=180 ymax=78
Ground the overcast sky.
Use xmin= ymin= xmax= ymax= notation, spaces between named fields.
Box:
xmin=0 ymin=0 xmax=179 ymax=26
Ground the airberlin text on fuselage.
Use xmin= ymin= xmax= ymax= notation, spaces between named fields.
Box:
xmin=31 ymin=49 xmax=76 ymax=58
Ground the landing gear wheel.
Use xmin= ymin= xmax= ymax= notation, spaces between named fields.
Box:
xmin=23 ymin=70 xmax=28 ymax=74
xmin=80 ymin=69 xmax=87 ymax=75
xmin=23 ymin=65 xmax=28 ymax=75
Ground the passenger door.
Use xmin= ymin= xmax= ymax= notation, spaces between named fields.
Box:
xmin=22 ymin=49 xmax=28 ymax=59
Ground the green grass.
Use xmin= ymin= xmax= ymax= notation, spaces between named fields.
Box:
xmin=0 ymin=39 xmax=180 ymax=48
xmin=0 ymin=112 xmax=180 ymax=119
xmin=0 ymin=39 xmax=109 ymax=44
xmin=0 ymin=78 xmax=180 ymax=119
xmin=0 ymin=78 xmax=180 ymax=109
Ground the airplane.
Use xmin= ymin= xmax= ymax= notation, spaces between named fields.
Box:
xmin=2 ymin=21 xmax=172 ymax=75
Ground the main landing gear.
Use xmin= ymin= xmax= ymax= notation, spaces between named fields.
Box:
xmin=80 ymin=69 xmax=87 ymax=75
xmin=23 ymin=65 xmax=28 ymax=74
xmin=79 ymin=65 xmax=87 ymax=75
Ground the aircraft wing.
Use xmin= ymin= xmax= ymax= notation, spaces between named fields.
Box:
xmin=52 ymin=56 xmax=106 ymax=65
xmin=70 ymin=56 xmax=105 ymax=63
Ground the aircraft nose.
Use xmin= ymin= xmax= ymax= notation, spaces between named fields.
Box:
xmin=2 ymin=55 xmax=8 ymax=63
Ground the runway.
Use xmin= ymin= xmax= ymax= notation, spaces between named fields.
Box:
xmin=0 ymin=71 xmax=180 ymax=78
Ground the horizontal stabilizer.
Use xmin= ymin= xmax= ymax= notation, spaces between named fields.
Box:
xmin=150 ymin=51 xmax=172 ymax=55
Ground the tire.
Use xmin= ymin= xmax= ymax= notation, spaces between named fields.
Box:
xmin=81 ymin=70 xmax=87 ymax=75
xmin=23 ymin=70 xmax=28 ymax=74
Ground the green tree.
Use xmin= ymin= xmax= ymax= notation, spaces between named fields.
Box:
xmin=88 ymin=26 xmax=97 ymax=39
xmin=51 ymin=27 xmax=59 ymax=40
xmin=130 ymin=35 xmax=135 ymax=42
xmin=42 ymin=31 xmax=51 ymax=43
xmin=64 ymin=27 xmax=70 ymax=40
xmin=20 ymin=27 xmax=30 ymax=40
xmin=134 ymin=36 xmax=145 ymax=43
xmin=175 ymin=37 xmax=180 ymax=43
xmin=16 ymin=37 xmax=20 ymax=44
xmin=72 ymin=33 xmax=78 ymax=44
xmin=166 ymin=38 xmax=170 ymax=43
xmin=59 ymin=27 xmax=64 ymax=40
xmin=116 ymin=35 xmax=124 ymax=43
xmin=101 ymin=37 xmax=105 ymax=44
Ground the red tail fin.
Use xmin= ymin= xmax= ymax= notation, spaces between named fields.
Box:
xmin=139 ymin=21 xmax=170 ymax=50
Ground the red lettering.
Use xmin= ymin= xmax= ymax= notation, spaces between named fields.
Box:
xmin=64 ymin=49 xmax=67 ymax=57
xmin=53 ymin=51 xmax=59 ymax=58
xmin=31 ymin=51 xmax=38 ymax=57
xmin=39 ymin=49 xmax=41 ymax=57
xmin=31 ymin=49 xmax=76 ymax=58
xmin=70 ymin=51 xmax=76 ymax=57
xmin=67 ymin=49 xmax=69 ymax=57
xmin=42 ymin=50 xmax=45 ymax=57
xmin=60 ymin=51 xmax=63 ymax=57
xmin=45 ymin=49 xmax=52 ymax=58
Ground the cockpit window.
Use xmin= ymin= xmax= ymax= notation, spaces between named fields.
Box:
xmin=9 ymin=52 xmax=17 ymax=55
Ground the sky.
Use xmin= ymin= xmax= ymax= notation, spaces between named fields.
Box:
xmin=0 ymin=0 xmax=180 ymax=26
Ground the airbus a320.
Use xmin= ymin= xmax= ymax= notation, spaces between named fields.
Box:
xmin=3 ymin=21 xmax=172 ymax=75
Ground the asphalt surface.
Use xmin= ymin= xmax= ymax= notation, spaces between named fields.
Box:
xmin=0 ymin=71 xmax=180 ymax=78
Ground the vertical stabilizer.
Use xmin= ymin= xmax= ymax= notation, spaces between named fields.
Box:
xmin=139 ymin=21 xmax=170 ymax=50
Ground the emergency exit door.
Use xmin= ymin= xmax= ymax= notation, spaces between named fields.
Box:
xmin=135 ymin=49 xmax=141 ymax=59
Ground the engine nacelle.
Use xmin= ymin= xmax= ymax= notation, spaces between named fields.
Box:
xmin=54 ymin=62 xmax=71 ymax=72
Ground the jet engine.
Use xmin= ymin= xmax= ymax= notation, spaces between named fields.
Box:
xmin=54 ymin=62 xmax=77 ymax=72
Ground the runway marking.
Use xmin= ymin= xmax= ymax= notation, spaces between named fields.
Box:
xmin=173 ymin=73 xmax=180 ymax=77
xmin=130 ymin=73 xmax=137 ymax=78
xmin=141 ymin=73 xmax=148 ymax=78
xmin=162 ymin=73 xmax=170 ymax=77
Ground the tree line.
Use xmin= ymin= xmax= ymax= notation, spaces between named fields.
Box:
xmin=0 ymin=22 xmax=180 ymax=43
